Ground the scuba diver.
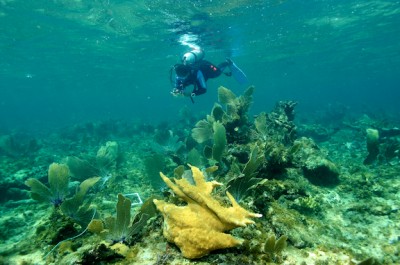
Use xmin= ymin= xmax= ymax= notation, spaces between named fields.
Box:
xmin=170 ymin=49 xmax=248 ymax=102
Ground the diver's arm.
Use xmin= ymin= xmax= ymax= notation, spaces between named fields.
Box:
xmin=192 ymin=70 xmax=207 ymax=96
xmin=174 ymin=77 xmax=184 ymax=92
xmin=171 ymin=76 xmax=185 ymax=96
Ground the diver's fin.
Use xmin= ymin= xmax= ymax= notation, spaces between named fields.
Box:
xmin=227 ymin=58 xmax=248 ymax=85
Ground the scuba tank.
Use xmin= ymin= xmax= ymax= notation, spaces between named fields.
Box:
xmin=182 ymin=49 xmax=204 ymax=65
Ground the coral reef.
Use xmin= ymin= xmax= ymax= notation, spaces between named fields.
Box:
xmin=153 ymin=165 xmax=262 ymax=259
xmin=291 ymin=137 xmax=340 ymax=186
xmin=0 ymin=134 xmax=40 ymax=157
xmin=217 ymin=86 xmax=254 ymax=144
xmin=1 ymin=86 xmax=399 ymax=264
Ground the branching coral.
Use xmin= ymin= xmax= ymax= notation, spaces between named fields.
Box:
xmin=153 ymin=165 xmax=261 ymax=259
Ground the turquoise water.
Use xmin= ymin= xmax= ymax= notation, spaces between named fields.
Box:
xmin=1 ymin=0 xmax=399 ymax=130
xmin=1 ymin=1 xmax=400 ymax=264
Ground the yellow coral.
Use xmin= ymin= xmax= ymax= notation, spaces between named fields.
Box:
xmin=153 ymin=165 xmax=262 ymax=259
xmin=87 ymin=219 xmax=104 ymax=234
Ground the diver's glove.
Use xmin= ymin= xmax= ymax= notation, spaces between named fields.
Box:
xmin=171 ymin=88 xmax=193 ymax=97
xmin=171 ymin=88 xmax=184 ymax=97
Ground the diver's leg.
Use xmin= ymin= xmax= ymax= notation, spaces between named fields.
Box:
xmin=225 ymin=58 xmax=248 ymax=84
xmin=217 ymin=61 xmax=231 ymax=72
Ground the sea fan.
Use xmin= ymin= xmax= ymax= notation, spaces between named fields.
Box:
xmin=25 ymin=163 xmax=70 ymax=207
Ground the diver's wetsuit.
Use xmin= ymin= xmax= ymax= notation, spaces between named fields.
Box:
xmin=175 ymin=60 xmax=230 ymax=96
